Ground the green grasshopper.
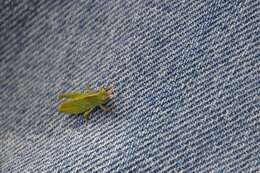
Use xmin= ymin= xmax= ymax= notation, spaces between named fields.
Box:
xmin=57 ymin=86 xmax=113 ymax=119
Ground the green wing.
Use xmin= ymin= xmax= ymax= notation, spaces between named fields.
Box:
xmin=58 ymin=90 xmax=103 ymax=115
xmin=58 ymin=97 xmax=93 ymax=114
xmin=58 ymin=92 xmax=86 ymax=100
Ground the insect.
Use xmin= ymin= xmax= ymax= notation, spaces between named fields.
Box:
xmin=57 ymin=86 xmax=113 ymax=119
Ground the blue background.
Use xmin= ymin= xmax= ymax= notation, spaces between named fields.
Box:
xmin=0 ymin=0 xmax=259 ymax=172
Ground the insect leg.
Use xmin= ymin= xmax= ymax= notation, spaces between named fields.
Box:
xmin=83 ymin=108 xmax=94 ymax=120
xmin=100 ymin=105 xmax=112 ymax=112
xmin=84 ymin=85 xmax=93 ymax=93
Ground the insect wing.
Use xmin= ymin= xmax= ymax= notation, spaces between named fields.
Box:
xmin=58 ymin=92 xmax=86 ymax=100
xmin=58 ymin=97 xmax=93 ymax=114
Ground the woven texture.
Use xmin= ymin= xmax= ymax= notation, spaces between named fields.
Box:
xmin=0 ymin=0 xmax=259 ymax=172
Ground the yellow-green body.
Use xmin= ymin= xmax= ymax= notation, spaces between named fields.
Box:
xmin=58 ymin=87 xmax=113 ymax=118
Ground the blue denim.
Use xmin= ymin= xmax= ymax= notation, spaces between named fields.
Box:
xmin=0 ymin=0 xmax=259 ymax=172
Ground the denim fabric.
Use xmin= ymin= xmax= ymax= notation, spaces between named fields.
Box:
xmin=0 ymin=0 xmax=259 ymax=172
